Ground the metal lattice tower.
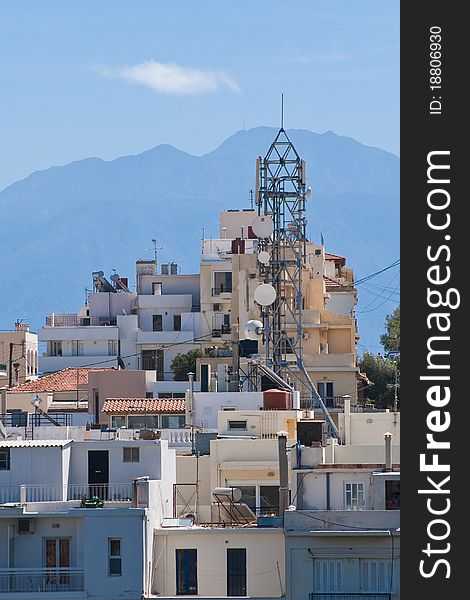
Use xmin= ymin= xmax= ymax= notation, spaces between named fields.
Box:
xmin=255 ymin=127 xmax=339 ymax=438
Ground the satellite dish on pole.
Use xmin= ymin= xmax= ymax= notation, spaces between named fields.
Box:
xmin=252 ymin=215 xmax=274 ymax=238
xmin=257 ymin=251 xmax=270 ymax=265
xmin=243 ymin=320 xmax=264 ymax=340
xmin=254 ymin=284 xmax=277 ymax=306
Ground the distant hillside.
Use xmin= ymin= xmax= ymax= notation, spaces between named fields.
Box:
xmin=0 ymin=127 xmax=399 ymax=351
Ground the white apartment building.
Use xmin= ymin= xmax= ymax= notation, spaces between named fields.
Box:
xmin=39 ymin=261 xmax=203 ymax=393
xmin=0 ymin=438 xmax=175 ymax=599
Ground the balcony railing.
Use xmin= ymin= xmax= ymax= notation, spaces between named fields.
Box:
xmin=1 ymin=413 xmax=72 ymax=428
xmin=309 ymin=595 xmax=391 ymax=600
xmin=45 ymin=315 xmax=117 ymax=326
xmin=212 ymin=286 xmax=232 ymax=296
xmin=0 ymin=483 xmax=132 ymax=504
xmin=0 ymin=568 xmax=84 ymax=593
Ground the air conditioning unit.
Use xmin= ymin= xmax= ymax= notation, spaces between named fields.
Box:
xmin=302 ymin=332 xmax=310 ymax=340
xmin=213 ymin=303 xmax=221 ymax=312
xmin=18 ymin=519 xmax=34 ymax=534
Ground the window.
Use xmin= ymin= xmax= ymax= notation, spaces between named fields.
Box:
xmin=49 ymin=341 xmax=62 ymax=356
xmin=44 ymin=538 xmax=70 ymax=585
xmin=360 ymin=559 xmax=392 ymax=593
xmin=176 ymin=549 xmax=197 ymax=595
xmin=222 ymin=406 xmax=237 ymax=411
xmin=236 ymin=485 xmax=279 ymax=516
xmin=128 ymin=415 xmax=160 ymax=429
xmin=71 ymin=341 xmax=84 ymax=356
xmin=111 ymin=416 xmax=126 ymax=428
xmin=0 ymin=448 xmax=10 ymax=470
xmin=228 ymin=420 xmax=247 ymax=431
xmin=345 ymin=482 xmax=365 ymax=511
xmin=152 ymin=282 xmax=162 ymax=295
xmin=108 ymin=340 xmax=118 ymax=356
xmin=385 ymin=480 xmax=400 ymax=510
xmin=213 ymin=272 xmax=232 ymax=295
xmin=318 ymin=382 xmax=334 ymax=407
xmin=108 ymin=538 xmax=122 ymax=576
xmin=153 ymin=314 xmax=163 ymax=332
xmin=313 ymin=559 xmax=344 ymax=593
xmin=123 ymin=447 xmax=140 ymax=463
xmin=173 ymin=315 xmax=181 ymax=331
xmin=141 ymin=349 xmax=164 ymax=379
xmin=161 ymin=415 xmax=185 ymax=429
xmin=227 ymin=548 xmax=247 ymax=596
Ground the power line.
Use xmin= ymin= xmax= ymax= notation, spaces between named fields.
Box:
xmin=354 ymin=259 xmax=400 ymax=286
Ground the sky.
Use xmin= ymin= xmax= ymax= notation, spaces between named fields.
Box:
xmin=0 ymin=0 xmax=399 ymax=191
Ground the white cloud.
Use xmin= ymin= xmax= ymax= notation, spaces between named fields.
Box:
xmin=97 ymin=60 xmax=240 ymax=95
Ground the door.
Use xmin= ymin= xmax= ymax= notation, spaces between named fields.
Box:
xmin=44 ymin=538 xmax=70 ymax=587
xmin=88 ymin=450 xmax=109 ymax=500
xmin=153 ymin=314 xmax=163 ymax=331
xmin=227 ymin=548 xmax=247 ymax=596
xmin=176 ymin=549 xmax=197 ymax=595
xmin=318 ymin=381 xmax=334 ymax=406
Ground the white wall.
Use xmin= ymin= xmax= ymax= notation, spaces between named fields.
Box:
xmin=0 ymin=444 xmax=69 ymax=489
xmin=153 ymin=528 xmax=284 ymax=597
xmin=191 ymin=392 xmax=264 ymax=429
xmin=339 ymin=411 xmax=400 ymax=445
xmin=69 ymin=440 xmax=163 ymax=486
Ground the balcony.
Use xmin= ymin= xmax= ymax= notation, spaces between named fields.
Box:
xmin=0 ymin=483 xmax=133 ymax=504
xmin=0 ymin=568 xmax=84 ymax=593
xmin=45 ymin=315 xmax=116 ymax=327
xmin=212 ymin=286 xmax=232 ymax=297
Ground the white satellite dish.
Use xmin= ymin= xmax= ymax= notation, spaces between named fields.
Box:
xmin=244 ymin=319 xmax=264 ymax=340
xmin=254 ymin=283 xmax=277 ymax=306
xmin=257 ymin=251 xmax=270 ymax=265
xmin=305 ymin=186 xmax=312 ymax=200
xmin=252 ymin=215 xmax=274 ymax=238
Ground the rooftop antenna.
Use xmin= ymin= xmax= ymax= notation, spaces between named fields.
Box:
xmin=249 ymin=190 xmax=254 ymax=210
xmin=280 ymin=93 xmax=284 ymax=130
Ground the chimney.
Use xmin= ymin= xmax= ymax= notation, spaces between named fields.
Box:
xmin=384 ymin=432 xmax=393 ymax=471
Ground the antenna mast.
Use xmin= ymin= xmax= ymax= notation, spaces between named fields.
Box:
xmin=255 ymin=113 xmax=339 ymax=438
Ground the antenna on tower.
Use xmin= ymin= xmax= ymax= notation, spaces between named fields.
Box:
xmin=280 ymin=93 xmax=284 ymax=130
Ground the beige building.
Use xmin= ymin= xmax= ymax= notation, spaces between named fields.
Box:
xmin=199 ymin=209 xmax=360 ymax=405
xmin=0 ymin=323 xmax=38 ymax=388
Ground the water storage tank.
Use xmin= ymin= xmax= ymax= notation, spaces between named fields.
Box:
xmin=263 ymin=389 xmax=292 ymax=410
xmin=212 ymin=487 xmax=242 ymax=502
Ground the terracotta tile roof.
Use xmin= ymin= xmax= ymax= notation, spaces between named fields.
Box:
xmin=103 ymin=398 xmax=185 ymax=414
xmin=325 ymin=252 xmax=346 ymax=262
xmin=323 ymin=275 xmax=341 ymax=287
xmin=9 ymin=368 xmax=113 ymax=393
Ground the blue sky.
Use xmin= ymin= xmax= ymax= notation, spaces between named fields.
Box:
xmin=0 ymin=1 xmax=399 ymax=191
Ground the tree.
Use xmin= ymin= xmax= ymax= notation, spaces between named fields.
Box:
xmin=359 ymin=352 xmax=399 ymax=409
xmin=171 ymin=350 xmax=204 ymax=381
xmin=380 ymin=305 xmax=400 ymax=353
xmin=170 ymin=348 xmax=216 ymax=381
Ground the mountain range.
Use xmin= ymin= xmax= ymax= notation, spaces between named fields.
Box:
xmin=0 ymin=126 xmax=399 ymax=353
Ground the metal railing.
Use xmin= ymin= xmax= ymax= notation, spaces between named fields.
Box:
xmin=212 ymin=286 xmax=232 ymax=296
xmin=309 ymin=595 xmax=391 ymax=600
xmin=1 ymin=412 xmax=72 ymax=428
xmin=0 ymin=483 xmax=133 ymax=504
xmin=45 ymin=315 xmax=117 ymax=326
xmin=0 ymin=568 xmax=84 ymax=593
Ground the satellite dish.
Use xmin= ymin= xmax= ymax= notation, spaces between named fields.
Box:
xmin=254 ymin=284 xmax=276 ymax=306
xmin=252 ymin=215 xmax=274 ymax=238
xmin=305 ymin=186 xmax=312 ymax=200
xmin=257 ymin=251 xmax=270 ymax=265
xmin=110 ymin=274 xmax=120 ymax=282
xmin=243 ymin=320 xmax=264 ymax=340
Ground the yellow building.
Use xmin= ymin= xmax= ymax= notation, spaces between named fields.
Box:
xmin=199 ymin=209 xmax=360 ymax=405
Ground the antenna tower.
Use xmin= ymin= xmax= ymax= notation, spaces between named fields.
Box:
xmin=255 ymin=121 xmax=339 ymax=437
